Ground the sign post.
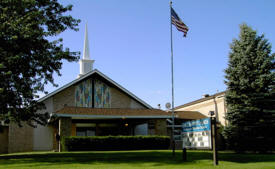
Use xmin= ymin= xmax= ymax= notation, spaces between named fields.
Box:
xmin=211 ymin=117 xmax=218 ymax=166
xmin=182 ymin=117 xmax=218 ymax=165
xmin=182 ymin=147 xmax=187 ymax=161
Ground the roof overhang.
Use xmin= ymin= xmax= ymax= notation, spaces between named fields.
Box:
xmin=174 ymin=111 xmax=207 ymax=120
xmin=49 ymin=108 xmax=205 ymax=121
xmin=54 ymin=113 xmax=172 ymax=119
xmin=174 ymin=91 xmax=226 ymax=110
xmin=52 ymin=107 xmax=172 ymax=120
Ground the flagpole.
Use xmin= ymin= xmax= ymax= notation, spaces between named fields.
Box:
xmin=169 ymin=0 xmax=175 ymax=157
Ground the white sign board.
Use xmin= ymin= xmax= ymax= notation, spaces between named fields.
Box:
xmin=182 ymin=118 xmax=212 ymax=149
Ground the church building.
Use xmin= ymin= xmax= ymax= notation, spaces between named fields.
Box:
xmin=0 ymin=25 xmax=210 ymax=154
xmin=175 ymin=91 xmax=227 ymax=126
xmin=0 ymin=25 xmax=172 ymax=153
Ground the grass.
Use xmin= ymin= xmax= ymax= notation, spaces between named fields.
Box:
xmin=0 ymin=150 xmax=275 ymax=169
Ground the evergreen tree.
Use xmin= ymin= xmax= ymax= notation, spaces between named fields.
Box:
xmin=223 ymin=24 xmax=275 ymax=152
xmin=0 ymin=0 xmax=80 ymax=126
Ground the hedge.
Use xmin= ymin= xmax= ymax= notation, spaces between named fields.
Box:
xmin=62 ymin=135 xmax=170 ymax=151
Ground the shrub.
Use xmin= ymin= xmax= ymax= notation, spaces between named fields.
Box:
xmin=62 ymin=135 xmax=170 ymax=151
xmin=216 ymin=125 xmax=226 ymax=150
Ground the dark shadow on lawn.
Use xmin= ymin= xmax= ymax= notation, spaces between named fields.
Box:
xmin=218 ymin=152 xmax=275 ymax=163
xmin=0 ymin=151 xmax=274 ymax=166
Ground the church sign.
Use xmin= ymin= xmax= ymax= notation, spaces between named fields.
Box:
xmin=182 ymin=118 xmax=212 ymax=149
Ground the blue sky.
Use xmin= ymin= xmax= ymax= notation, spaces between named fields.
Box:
xmin=42 ymin=0 xmax=275 ymax=109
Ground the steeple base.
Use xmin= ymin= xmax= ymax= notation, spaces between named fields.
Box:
xmin=78 ymin=59 xmax=94 ymax=77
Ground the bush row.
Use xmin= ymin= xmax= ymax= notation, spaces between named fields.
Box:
xmin=62 ymin=135 xmax=170 ymax=151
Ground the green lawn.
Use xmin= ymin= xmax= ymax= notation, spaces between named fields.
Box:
xmin=0 ymin=150 xmax=274 ymax=169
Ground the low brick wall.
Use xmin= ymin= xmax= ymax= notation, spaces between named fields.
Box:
xmin=8 ymin=123 xmax=33 ymax=153
xmin=0 ymin=126 xmax=9 ymax=154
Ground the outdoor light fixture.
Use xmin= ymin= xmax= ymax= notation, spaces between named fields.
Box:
xmin=209 ymin=111 xmax=215 ymax=116
xmin=125 ymin=123 xmax=128 ymax=127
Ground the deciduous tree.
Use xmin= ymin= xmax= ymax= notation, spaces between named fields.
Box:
xmin=0 ymin=0 xmax=80 ymax=126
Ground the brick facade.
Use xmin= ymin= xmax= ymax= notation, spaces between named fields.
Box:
xmin=110 ymin=87 xmax=146 ymax=109
xmin=155 ymin=119 xmax=167 ymax=135
xmin=0 ymin=126 xmax=9 ymax=154
xmin=52 ymin=124 xmax=58 ymax=151
xmin=71 ymin=123 xmax=76 ymax=136
xmin=58 ymin=117 xmax=72 ymax=151
xmin=53 ymin=85 xmax=75 ymax=112
xmin=8 ymin=123 xmax=33 ymax=153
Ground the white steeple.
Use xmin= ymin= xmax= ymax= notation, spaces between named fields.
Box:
xmin=78 ymin=23 xmax=94 ymax=77
xmin=83 ymin=23 xmax=90 ymax=60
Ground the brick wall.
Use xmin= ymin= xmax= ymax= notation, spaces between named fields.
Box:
xmin=53 ymin=85 xmax=75 ymax=112
xmin=155 ymin=119 xmax=167 ymax=135
xmin=8 ymin=123 xmax=33 ymax=153
xmin=0 ymin=126 xmax=9 ymax=154
xmin=71 ymin=123 xmax=76 ymax=136
xmin=52 ymin=78 xmax=146 ymax=110
xmin=59 ymin=117 xmax=72 ymax=151
xmin=52 ymin=125 xmax=58 ymax=151
xmin=110 ymin=87 xmax=146 ymax=109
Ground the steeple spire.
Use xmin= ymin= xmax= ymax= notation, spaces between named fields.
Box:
xmin=78 ymin=23 xmax=94 ymax=77
xmin=83 ymin=23 xmax=90 ymax=60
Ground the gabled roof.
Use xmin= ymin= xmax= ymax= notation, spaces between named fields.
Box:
xmin=38 ymin=69 xmax=153 ymax=109
xmin=174 ymin=91 xmax=225 ymax=110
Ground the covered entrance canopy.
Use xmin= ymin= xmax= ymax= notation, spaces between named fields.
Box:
xmin=55 ymin=107 xmax=172 ymax=119
xmin=51 ymin=107 xmax=172 ymax=139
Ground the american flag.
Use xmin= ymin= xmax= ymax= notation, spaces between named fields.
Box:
xmin=171 ymin=7 xmax=189 ymax=37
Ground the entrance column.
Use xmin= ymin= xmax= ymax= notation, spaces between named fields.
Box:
xmin=155 ymin=119 xmax=167 ymax=135
xmin=58 ymin=117 xmax=72 ymax=152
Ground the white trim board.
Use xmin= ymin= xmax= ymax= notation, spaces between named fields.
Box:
xmin=55 ymin=113 xmax=171 ymax=119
